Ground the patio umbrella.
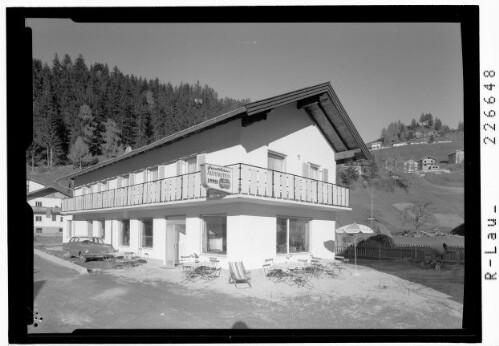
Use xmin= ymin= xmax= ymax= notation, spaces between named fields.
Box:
xmin=336 ymin=223 xmax=374 ymax=272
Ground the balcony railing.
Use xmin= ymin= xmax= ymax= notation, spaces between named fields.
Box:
xmin=62 ymin=163 xmax=349 ymax=212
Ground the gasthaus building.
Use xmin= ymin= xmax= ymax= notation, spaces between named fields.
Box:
xmin=59 ymin=82 xmax=373 ymax=269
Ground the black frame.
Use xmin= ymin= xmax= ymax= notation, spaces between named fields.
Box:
xmin=8 ymin=5 xmax=480 ymax=344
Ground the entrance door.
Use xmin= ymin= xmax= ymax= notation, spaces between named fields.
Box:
xmin=165 ymin=217 xmax=186 ymax=268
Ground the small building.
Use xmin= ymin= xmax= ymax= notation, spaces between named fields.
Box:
xmin=418 ymin=156 xmax=439 ymax=171
xmin=384 ymin=158 xmax=398 ymax=172
xmin=393 ymin=142 xmax=407 ymax=147
xmin=58 ymin=82 xmax=373 ymax=269
xmin=448 ymin=149 xmax=464 ymax=164
xmin=27 ymin=177 xmax=72 ymax=234
xmin=402 ymin=159 xmax=418 ymax=173
xmin=370 ymin=142 xmax=382 ymax=150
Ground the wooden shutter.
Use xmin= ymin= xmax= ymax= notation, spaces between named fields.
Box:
xmin=159 ymin=165 xmax=165 ymax=180
xmin=176 ymin=160 xmax=184 ymax=175
xmin=322 ymin=168 xmax=329 ymax=182
xmin=129 ymin=174 xmax=135 ymax=186
xmin=117 ymin=176 xmax=121 ymax=188
xmin=302 ymin=162 xmax=310 ymax=178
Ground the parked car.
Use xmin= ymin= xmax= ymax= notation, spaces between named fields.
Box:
xmin=63 ymin=237 xmax=117 ymax=262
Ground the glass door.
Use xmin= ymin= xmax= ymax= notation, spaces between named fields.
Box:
xmin=165 ymin=216 xmax=186 ymax=267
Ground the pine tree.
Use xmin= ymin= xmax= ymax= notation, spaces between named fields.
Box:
xmin=434 ymin=117 xmax=442 ymax=132
xmin=101 ymin=118 xmax=124 ymax=158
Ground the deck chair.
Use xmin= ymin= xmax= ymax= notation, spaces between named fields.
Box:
xmin=228 ymin=261 xmax=252 ymax=288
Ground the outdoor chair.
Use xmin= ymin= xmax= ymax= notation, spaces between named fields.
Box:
xmin=263 ymin=258 xmax=283 ymax=283
xmin=287 ymin=268 xmax=313 ymax=289
xmin=202 ymin=257 xmax=222 ymax=281
xmin=181 ymin=264 xmax=202 ymax=284
xmin=228 ymin=261 xmax=252 ymax=288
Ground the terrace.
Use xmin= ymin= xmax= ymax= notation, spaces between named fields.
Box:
xmin=61 ymin=163 xmax=350 ymax=213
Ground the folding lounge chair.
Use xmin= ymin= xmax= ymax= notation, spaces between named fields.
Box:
xmin=228 ymin=261 xmax=252 ymax=288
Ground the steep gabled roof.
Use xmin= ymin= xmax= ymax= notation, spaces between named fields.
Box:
xmin=58 ymin=82 xmax=372 ymax=181
xmin=27 ymin=185 xmax=72 ymax=198
xmin=27 ymin=175 xmax=72 ymax=197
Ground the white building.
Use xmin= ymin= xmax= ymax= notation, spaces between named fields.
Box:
xmin=27 ymin=177 xmax=72 ymax=234
xmin=370 ymin=142 xmax=382 ymax=150
xmin=59 ymin=83 xmax=372 ymax=269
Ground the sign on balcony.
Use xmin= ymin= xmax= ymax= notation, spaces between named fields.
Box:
xmin=200 ymin=163 xmax=234 ymax=193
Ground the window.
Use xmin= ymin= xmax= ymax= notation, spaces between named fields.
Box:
xmin=60 ymin=217 xmax=63 ymax=222
xmin=309 ymin=164 xmax=320 ymax=180
xmin=148 ymin=167 xmax=159 ymax=182
xmin=276 ymin=217 xmax=310 ymax=254
xmin=101 ymin=181 xmax=108 ymax=191
xmin=35 ymin=201 xmax=42 ymax=207
xmin=35 ymin=216 xmax=42 ymax=222
xmin=120 ymin=220 xmax=130 ymax=246
xmin=52 ymin=215 xmax=56 ymax=221
xmin=59 ymin=228 xmax=63 ymax=233
xmin=36 ymin=228 xmax=42 ymax=233
xmin=268 ymin=151 xmax=286 ymax=171
xmin=121 ymin=175 xmax=129 ymax=187
xmin=141 ymin=219 xmax=153 ymax=248
xmin=202 ymin=215 xmax=227 ymax=254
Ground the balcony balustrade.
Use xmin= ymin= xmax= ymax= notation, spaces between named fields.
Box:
xmin=62 ymin=163 xmax=349 ymax=212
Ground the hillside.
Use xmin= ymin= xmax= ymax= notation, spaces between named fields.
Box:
xmin=371 ymin=139 xmax=464 ymax=164
xmin=337 ymin=141 xmax=464 ymax=242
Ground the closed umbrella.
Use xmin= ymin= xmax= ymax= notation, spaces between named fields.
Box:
xmin=336 ymin=223 xmax=374 ymax=272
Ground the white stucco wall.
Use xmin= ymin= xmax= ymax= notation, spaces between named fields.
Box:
xmin=67 ymin=201 xmax=337 ymax=269
xmin=28 ymin=197 xmax=62 ymax=208
xmin=72 ymin=102 xmax=338 ymax=189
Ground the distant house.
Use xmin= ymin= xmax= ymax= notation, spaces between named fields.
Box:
xmin=448 ymin=149 xmax=464 ymax=164
xmin=402 ymin=159 xmax=418 ymax=173
xmin=418 ymin=156 xmax=439 ymax=171
xmin=414 ymin=131 xmax=423 ymax=139
xmin=370 ymin=142 xmax=382 ymax=150
xmin=27 ymin=177 xmax=72 ymax=234
xmin=384 ymin=158 xmax=398 ymax=172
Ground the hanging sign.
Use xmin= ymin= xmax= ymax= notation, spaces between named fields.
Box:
xmin=200 ymin=163 xmax=234 ymax=193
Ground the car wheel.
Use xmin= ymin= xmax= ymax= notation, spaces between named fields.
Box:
xmin=79 ymin=253 xmax=87 ymax=263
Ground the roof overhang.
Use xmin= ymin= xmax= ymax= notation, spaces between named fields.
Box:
xmin=58 ymin=82 xmax=373 ymax=181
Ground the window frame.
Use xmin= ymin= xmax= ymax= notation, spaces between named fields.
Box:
xmin=267 ymin=150 xmax=287 ymax=172
xmin=201 ymin=214 xmax=227 ymax=255
xmin=140 ymin=218 xmax=154 ymax=249
xmin=35 ymin=201 xmax=42 ymax=207
xmin=35 ymin=216 xmax=42 ymax=222
xmin=276 ymin=216 xmax=311 ymax=255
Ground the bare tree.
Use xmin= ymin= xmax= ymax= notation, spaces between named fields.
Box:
xmin=402 ymin=200 xmax=436 ymax=235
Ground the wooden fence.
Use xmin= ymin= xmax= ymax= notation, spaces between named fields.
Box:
xmin=335 ymin=243 xmax=465 ymax=264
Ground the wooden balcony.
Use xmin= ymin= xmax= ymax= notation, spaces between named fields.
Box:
xmin=62 ymin=163 xmax=349 ymax=213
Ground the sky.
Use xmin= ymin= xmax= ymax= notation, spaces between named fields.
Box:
xmin=26 ymin=19 xmax=463 ymax=143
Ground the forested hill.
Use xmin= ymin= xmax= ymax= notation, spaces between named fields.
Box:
xmin=29 ymin=53 xmax=251 ymax=170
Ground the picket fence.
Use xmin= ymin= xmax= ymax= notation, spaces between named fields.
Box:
xmin=335 ymin=243 xmax=465 ymax=264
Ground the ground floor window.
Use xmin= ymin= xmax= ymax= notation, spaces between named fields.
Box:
xmin=59 ymin=228 xmax=63 ymax=233
xmin=276 ymin=217 xmax=310 ymax=254
xmin=120 ymin=220 xmax=130 ymax=246
xmin=35 ymin=216 xmax=42 ymax=222
xmin=36 ymin=228 xmax=42 ymax=233
xmin=202 ymin=215 xmax=226 ymax=254
xmin=142 ymin=219 xmax=153 ymax=248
